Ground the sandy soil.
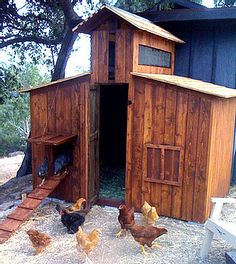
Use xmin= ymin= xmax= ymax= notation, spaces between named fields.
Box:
xmin=0 ymin=155 xmax=24 ymax=185
xmin=0 ymin=200 xmax=235 ymax=264
xmin=0 ymin=156 xmax=235 ymax=264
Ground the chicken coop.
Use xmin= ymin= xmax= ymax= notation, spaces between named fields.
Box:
xmin=23 ymin=6 xmax=236 ymax=223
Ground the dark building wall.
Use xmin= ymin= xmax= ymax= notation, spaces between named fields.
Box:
xmin=159 ymin=20 xmax=236 ymax=89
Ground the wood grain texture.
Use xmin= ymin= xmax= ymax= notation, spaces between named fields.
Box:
xmin=133 ymin=30 xmax=175 ymax=75
xmin=30 ymin=76 xmax=90 ymax=202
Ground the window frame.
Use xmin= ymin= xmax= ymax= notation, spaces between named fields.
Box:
xmin=143 ymin=143 xmax=183 ymax=186
xmin=138 ymin=44 xmax=172 ymax=68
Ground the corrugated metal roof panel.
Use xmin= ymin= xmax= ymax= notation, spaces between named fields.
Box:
xmin=131 ymin=72 xmax=236 ymax=98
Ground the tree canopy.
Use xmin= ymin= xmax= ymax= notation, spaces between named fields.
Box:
xmin=214 ymin=0 xmax=236 ymax=7
xmin=0 ymin=0 xmax=83 ymax=81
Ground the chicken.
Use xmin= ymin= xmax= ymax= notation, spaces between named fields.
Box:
xmin=116 ymin=204 xmax=135 ymax=238
xmin=56 ymin=204 xmax=85 ymax=234
xmin=36 ymin=158 xmax=49 ymax=186
xmin=54 ymin=152 xmax=71 ymax=175
xmin=68 ymin=198 xmax=86 ymax=212
xmin=141 ymin=201 xmax=159 ymax=225
xmin=126 ymin=223 xmax=167 ymax=254
xmin=141 ymin=201 xmax=151 ymax=217
xmin=27 ymin=229 xmax=51 ymax=254
xmin=76 ymin=227 xmax=101 ymax=256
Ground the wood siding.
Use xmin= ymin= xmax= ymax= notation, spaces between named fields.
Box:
xmin=127 ymin=76 xmax=235 ymax=222
xmin=158 ymin=20 xmax=236 ymax=183
xmin=30 ymin=75 xmax=90 ymax=202
xmin=91 ymin=20 xmax=175 ymax=84
xmin=91 ymin=20 xmax=133 ymax=84
xmin=206 ymin=98 xmax=236 ymax=217
xmin=133 ymin=30 xmax=175 ymax=75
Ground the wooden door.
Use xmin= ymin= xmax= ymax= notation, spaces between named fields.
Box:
xmin=88 ymin=85 xmax=100 ymax=206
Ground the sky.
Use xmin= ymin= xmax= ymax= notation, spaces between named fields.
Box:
xmin=0 ymin=0 xmax=215 ymax=78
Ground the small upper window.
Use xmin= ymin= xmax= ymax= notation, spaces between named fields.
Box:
xmin=138 ymin=45 xmax=171 ymax=68
xmin=108 ymin=33 xmax=115 ymax=80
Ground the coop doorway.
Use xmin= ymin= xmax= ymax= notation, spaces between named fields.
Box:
xmin=99 ymin=84 xmax=128 ymax=203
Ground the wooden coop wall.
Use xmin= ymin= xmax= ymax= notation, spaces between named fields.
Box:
xmin=91 ymin=19 xmax=175 ymax=84
xmin=132 ymin=30 xmax=175 ymax=75
xmin=91 ymin=20 xmax=133 ymax=84
xmin=126 ymin=77 xmax=236 ymax=223
xmin=30 ymin=75 xmax=90 ymax=202
xmin=205 ymin=98 xmax=236 ymax=217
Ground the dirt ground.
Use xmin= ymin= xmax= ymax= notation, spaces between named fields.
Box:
xmin=0 ymin=156 xmax=235 ymax=264
xmin=0 ymin=154 xmax=24 ymax=185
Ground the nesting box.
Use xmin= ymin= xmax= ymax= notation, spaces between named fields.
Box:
xmin=23 ymin=6 xmax=236 ymax=223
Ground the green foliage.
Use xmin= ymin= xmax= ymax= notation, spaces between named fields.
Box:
xmin=114 ymin=0 xmax=202 ymax=12
xmin=0 ymin=95 xmax=30 ymax=156
xmin=0 ymin=61 xmax=50 ymax=156
xmin=214 ymin=0 xmax=236 ymax=7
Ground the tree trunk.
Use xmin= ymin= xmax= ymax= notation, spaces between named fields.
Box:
xmin=16 ymin=133 xmax=32 ymax=178
xmin=52 ymin=27 xmax=78 ymax=81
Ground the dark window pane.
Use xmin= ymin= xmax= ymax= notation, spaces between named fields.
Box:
xmin=108 ymin=40 xmax=115 ymax=80
xmin=138 ymin=45 xmax=171 ymax=68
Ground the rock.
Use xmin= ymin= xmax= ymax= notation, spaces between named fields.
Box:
xmin=8 ymin=151 xmax=24 ymax=157
xmin=0 ymin=201 xmax=15 ymax=211
xmin=226 ymin=251 xmax=236 ymax=264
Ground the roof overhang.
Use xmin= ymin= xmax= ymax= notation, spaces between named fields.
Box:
xmin=73 ymin=5 xmax=184 ymax=43
xmin=131 ymin=72 xmax=236 ymax=98
xmin=21 ymin=72 xmax=90 ymax=93
xmin=138 ymin=7 xmax=236 ymax=22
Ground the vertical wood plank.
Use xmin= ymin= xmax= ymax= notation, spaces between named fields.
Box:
xmin=141 ymin=82 xmax=153 ymax=205
xmin=161 ymin=86 xmax=177 ymax=217
xmin=125 ymin=78 xmax=135 ymax=207
xmin=150 ymin=83 xmax=165 ymax=212
xmin=131 ymin=79 xmax=145 ymax=208
xmin=181 ymin=94 xmax=200 ymax=221
xmin=171 ymin=91 xmax=188 ymax=219
xmin=192 ymin=98 xmax=211 ymax=222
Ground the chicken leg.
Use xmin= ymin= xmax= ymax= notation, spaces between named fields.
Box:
xmin=39 ymin=178 xmax=45 ymax=187
xmin=115 ymin=228 xmax=123 ymax=238
xmin=152 ymin=243 xmax=161 ymax=249
xmin=141 ymin=245 xmax=148 ymax=255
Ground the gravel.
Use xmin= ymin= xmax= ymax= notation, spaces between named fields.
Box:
xmin=0 ymin=156 xmax=235 ymax=264
xmin=0 ymin=194 xmax=235 ymax=264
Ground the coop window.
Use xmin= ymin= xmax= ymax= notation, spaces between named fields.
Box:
xmin=108 ymin=33 xmax=115 ymax=80
xmin=144 ymin=144 xmax=182 ymax=186
xmin=138 ymin=45 xmax=171 ymax=68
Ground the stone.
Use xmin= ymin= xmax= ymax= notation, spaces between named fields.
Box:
xmin=226 ymin=251 xmax=236 ymax=264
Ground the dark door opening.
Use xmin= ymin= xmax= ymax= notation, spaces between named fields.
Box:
xmin=99 ymin=84 xmax=128 ymax=202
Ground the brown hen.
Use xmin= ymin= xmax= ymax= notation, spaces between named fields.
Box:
xmin=27 ymin=229 xmax=51 ymax=254
xmin=126 ymin=223 xmax=167 ymax=254
xmin=116 ymin=204 xmax=135 ymax=238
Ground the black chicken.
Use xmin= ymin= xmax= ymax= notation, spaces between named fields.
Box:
xmin=54 ymin=153 xmax=71 ymax=175
xmin=56 ymin=204 xmax=85 ymax=234
xmin=36 ymin=157 xmax=49 ymax=186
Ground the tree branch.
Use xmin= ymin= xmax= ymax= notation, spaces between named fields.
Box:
xmin=0 ymin=35 xmax=63 ymax=48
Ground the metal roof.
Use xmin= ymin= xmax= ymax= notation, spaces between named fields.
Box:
xmin=131 ymin=72 xmax=236 ymax=98
xmin=73 ymin=5 xmax=184 ymax=43
xmin=21 ymin=73 xmax=90 ymax=92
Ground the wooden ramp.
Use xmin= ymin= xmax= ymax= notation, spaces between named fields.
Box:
xmin=0 ymin=174 xmax=67 ymax=244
